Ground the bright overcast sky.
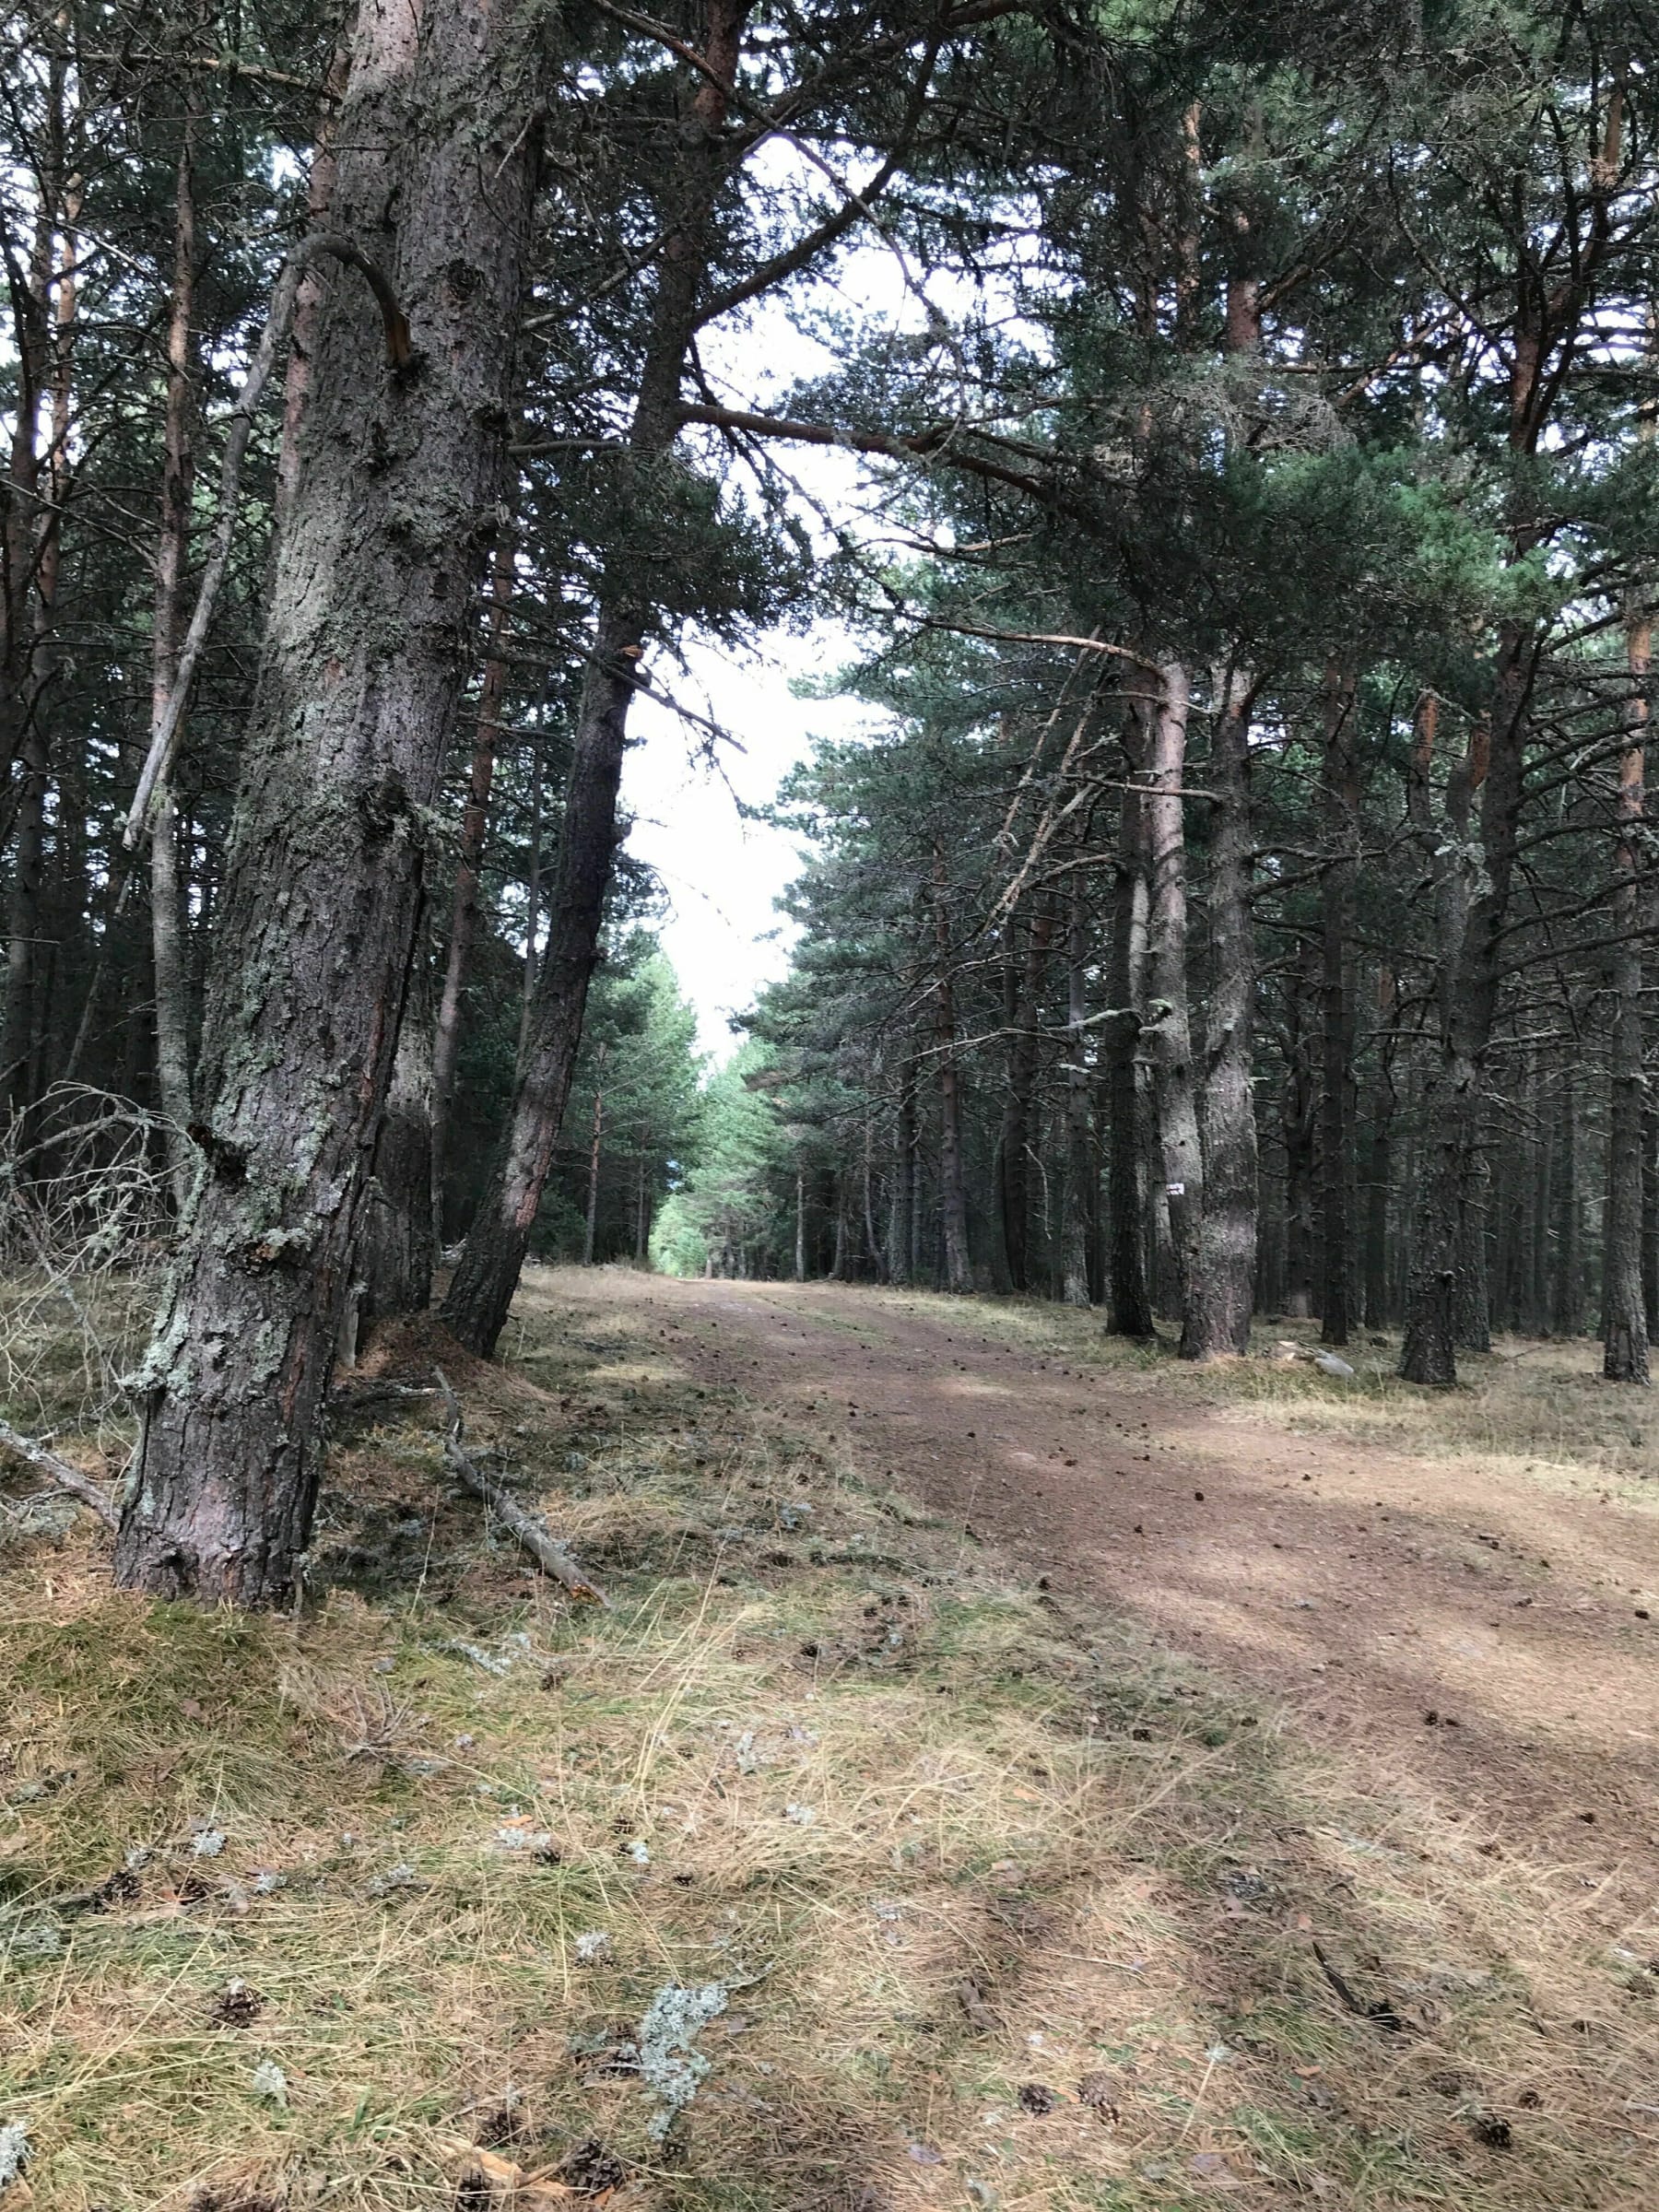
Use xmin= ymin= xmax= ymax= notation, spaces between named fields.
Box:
xmin=620 ymin=629 xmax=871 ymax=1063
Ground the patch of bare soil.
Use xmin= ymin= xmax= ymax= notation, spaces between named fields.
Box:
xmin=570 ymin=1271 xmax=1659 ymax=1872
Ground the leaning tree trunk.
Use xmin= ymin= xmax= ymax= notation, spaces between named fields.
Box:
xmin=1142 ymin=660 xmax=1205 ymax=1353
xmin=1603 ymin=594 xmax=1650 ymax=1381
xmin=1187 ymin=667 xmax=1257 ymax=1356
xmin=113 ymin=0 xmax=539 ymax=1605
xmin=442 ymin=0 xmax=750 ymax=1356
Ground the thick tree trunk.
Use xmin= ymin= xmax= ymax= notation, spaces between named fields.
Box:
xmin=1188 ymin=669 xmax=1257 ymax=1356
xmin=1105 ymin=768 xmax=1154 ymax=1335
xmin=1061 ymin=873 xmax=1093 ymax=1307
xmin=150 ymin=125 xmax=198 ymax=1207
xmin=113 ymin=0 xmax=539 ymax=1605
xmin=1317 ymin=665 xmax=1358 ymax=1346
xmin=443 ymin=0 xmax=750 ymax=1355
xmin=1142 ymin=662 xmax=1204 ymax=1351
xmin=1603 ymin=600 xmax=1649 ymax=1380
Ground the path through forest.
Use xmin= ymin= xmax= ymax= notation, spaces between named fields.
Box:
xmin=569 ymin=1270 xmax=1659 ymax=1868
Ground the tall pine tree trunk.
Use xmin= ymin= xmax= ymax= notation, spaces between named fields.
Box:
xmin=1188 ymin=668 xmax=1256 ymax=1355
xmin=1061 ymin=872 xmax=1093 ymax=1306
xmin=443 ymin=0 xmax=751 ymax=1355
xmin=113 ymin=0 xmax=539 ymax=1604
xmin=430 ymin=537 xmax=512 ymax=1246
xmin=1106 ymin=768 xmax=1154 ymax=1335
xmin=1317 ymin=665 xmax=1358 ymax=1346
xmin=1603 ymin=595 xmax=1650 ymax=1379
xmin=1142 ymin=662 xmax=1204 ymax=1350
xmin=151 ymin=123 xmax=198 ymax=1207
xmin=933 ymin=840 xmax=971 ymax=1294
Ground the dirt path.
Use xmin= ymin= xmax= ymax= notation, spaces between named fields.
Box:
xmin=570 ymin=1270 xmax=1659 ymax=1870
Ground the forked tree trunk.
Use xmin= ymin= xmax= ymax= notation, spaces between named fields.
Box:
xmin=1188 ymin=668 xmax=1256 ymax=1356
xmin=1603 ymin=596 xmax=1650 ymax=1380
xmin=358 ymin=937 xmax=435 ymax=1333
xmin=113 ymin=0 xmax=539 ymax=1605
xmin=443 ymin=0 xmax=751 ymax=1356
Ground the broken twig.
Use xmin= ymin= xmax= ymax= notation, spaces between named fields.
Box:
xmin=432 ymin=1369 xmax=608 ymax=1607
xmin=0 ymin=1418 xmax=117 ymax=1528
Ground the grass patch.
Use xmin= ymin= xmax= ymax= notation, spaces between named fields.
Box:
xmin=3 ymin=1272 xmax=1655 ymax=2210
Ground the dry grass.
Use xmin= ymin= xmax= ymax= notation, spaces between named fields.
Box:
xmin=3 ymin=1279 xmax=1656 ymax=2211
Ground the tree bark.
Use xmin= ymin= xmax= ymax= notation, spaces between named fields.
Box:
xmin=150 ymin=123 xmax=198 ymax=1207
xmin=1061 ymin=872 xmax=1093 ymax=1307
xmin=430 ymin=536 xmax=512 ymax=1245
xmin=933 ymin=839 xmax=971 ymax=1294
xmin=357 ymin=935 xmax=435 ymax=1333
xmin=442 ymin=0 xmax=752 ymax=1355
xmin=1317 ymin=665 xmax=1358 ymax=1346
xmin=1188 ymin=668 xmax=1257 ymax=1355
xmin=1603 ymin=596 xmax=1650 ymax=1380
xmin=1143 ymin=661 xmax=1205 ymax=1351
xmin=113 ymin=0 xmax=539 ymax=1605
xmin=1105 ymin=761 xmax=1154 ymax=1335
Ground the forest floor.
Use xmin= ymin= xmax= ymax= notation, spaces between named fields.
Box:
xmin=2 ymin=1265 xmax=1656 ymax=2212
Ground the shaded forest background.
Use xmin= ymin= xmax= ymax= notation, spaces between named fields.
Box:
xmin=4 ymin=0 xmax=1658 ymax=1448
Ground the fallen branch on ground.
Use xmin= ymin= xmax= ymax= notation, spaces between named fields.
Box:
xmin=432 ymin=1369 xmax=608 ymax=1607
xmin=0 ymin=1418 xmax=118 ymax=1528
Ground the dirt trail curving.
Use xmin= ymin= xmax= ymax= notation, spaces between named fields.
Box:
xmin=570 ymin=1270 xmax=1659 ymax=1868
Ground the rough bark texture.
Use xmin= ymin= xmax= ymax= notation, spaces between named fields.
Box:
xmin=1061 ymin=874 xmax=1093 ymax=1307
xmin=1401 ymin=651 xmax=1524 ymax=1383
xmin=1105 ymin=765 xmax=1154 ymax=1335
xmin=358 ymin=939 xmax=435 ymax=1334
xmin=1143 ymin=662 xmax=1204 ymax=1352
xmin=430 ymin=535 xmax=512 ymax=1243
xmin=113 ymin=0 xmax=539 ymax=1604
xmin=1317 ymin=665 xmax=1358 ymax=1346
xmin=442 ymin=0 xmax=749 ymax=1355
xmin=933 ymin=841 xmax=971 ymax=1294
xmin=1603 ymin=602 xmax=1650 ymax=1380
xmin=150 ymin=124 xmax=198 ymax=1207
xmin=1188 ymin=671 xmax=1256 ymax=1356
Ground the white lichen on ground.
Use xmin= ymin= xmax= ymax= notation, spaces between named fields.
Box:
xmin=634 ymin=1981 xmax=728 ymax=2138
